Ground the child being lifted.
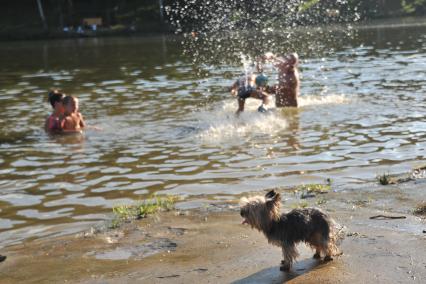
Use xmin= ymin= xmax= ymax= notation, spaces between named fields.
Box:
xmin=230 ymin=63 xmax=271 ymax=115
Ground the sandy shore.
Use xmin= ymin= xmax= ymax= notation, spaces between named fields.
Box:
xmin=1 ymin=180 xmax=425 ymax=283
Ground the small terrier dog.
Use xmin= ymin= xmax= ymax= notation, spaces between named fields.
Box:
xmin=240 ymin=190 xmax=341 ymax=271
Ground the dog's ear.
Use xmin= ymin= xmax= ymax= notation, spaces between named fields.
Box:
xmin=265 ymin=190 xmax=276 ymax=199
xmin=239 ymin=197 xmax=249 ymax=206
xmin=266 ymin=190 xmax=281 ymax=206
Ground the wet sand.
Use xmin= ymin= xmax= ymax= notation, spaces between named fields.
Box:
xmin=1 ymin=181 xmax=425 ymax=283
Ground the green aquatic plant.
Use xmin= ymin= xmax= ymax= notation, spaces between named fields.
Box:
xmin=294 ymin=183 xmax=331 ymax=199
xmin=377 ymin=173 xmax=397 ymax=185
xmin=292 ymin=201 xmax=309 ymax=209
xmin=111 ymin=195 xmax=179 ymax=227
xmin=378 ymin=173 xmax=390 ymax=185
xmin=298 ymin=183 xmax=331 ymax=193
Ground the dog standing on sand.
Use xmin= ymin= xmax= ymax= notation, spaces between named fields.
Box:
xmin=240 ymin=190 xmax=342 ymax=271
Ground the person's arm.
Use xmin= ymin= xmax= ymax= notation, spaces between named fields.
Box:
xmin=44 ymin=116 xmax=50 ymax=131
xmin=78 ymin=113 xmax=86 ymax=128
xmin=229 ymin=80 xmax=239 ymax=96
xmin=261 ymin=52 xmax=286 ymax=67
xmin=265 ymin=85 xmax=277 ymax=95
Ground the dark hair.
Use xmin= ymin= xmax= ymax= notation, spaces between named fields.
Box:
xmin=48 ymin=90 xmax=65 ymax=108
xmin=62 ymin=95 xmax=77 ymax=106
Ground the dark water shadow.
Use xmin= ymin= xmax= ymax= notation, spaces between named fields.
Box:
xmin=176 ymin=126 xmax=200 ymax=138
xmin=232 ymin=258 xmax=321 ymax=284
xmin=49 ymin=132 xmax=85 ymax=145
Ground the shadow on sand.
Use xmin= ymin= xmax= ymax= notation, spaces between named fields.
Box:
xmin=232 ymin=258 xmax=323 ymax=284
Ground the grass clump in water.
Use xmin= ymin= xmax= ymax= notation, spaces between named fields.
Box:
xmin=111 ymin=196 xmax=179 ymax=228
xmin=377 ymin=173 xmax=395 ymax=185
xmin=294 ymin=182 xmax=331 ymax=199
xmin=413 ymin=202 xmax=426 ymax=216
xmin=377 ymin=173 xmax=391 ymax=185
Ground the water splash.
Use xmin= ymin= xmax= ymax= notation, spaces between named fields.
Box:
xmin=298 ymin=94 xmax=350 ymax=107
xmin=194 ymin=99 xmax=288 ymax=144
xmin=167 ymin=0 xmax=361 ymax=69
xmin=193 ymin=93 xmax=350 ymax=144
xmin=240 ymin=53 xmax=254 ymax=87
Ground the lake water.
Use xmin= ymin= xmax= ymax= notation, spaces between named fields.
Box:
xmin=1 ymin=19 xmax=426 ymax=246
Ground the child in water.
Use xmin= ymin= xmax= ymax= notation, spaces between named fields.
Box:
xmin=45 ymin=90 xmax=65 ymax=133
xmin=61 ymin=95 xmax=85 ymax=133
xmin=230 ymin=70 xmax=271 ymax=114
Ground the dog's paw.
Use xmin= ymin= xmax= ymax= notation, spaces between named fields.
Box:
xmin=313 ymin=253 xmax=321 ymax=259
xmin=324 ymin=255 xmax=333 ymax=262
xmin=280 ymin=263 xmax=291 ymax=272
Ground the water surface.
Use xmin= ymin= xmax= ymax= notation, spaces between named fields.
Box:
xmin=1 ymin=20 xmax=426 ymax=246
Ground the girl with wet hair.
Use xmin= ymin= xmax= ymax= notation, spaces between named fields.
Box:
xmin=45 ymin=90 xmax=65 ymax=132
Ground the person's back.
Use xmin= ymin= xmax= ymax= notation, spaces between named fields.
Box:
xmin=45 ymin=90 xmax=65 ymax=133
xmin=262 ymin=52 xmax=300 ymax=108
xmin=276 ymin=53 xmax=300 ymax=107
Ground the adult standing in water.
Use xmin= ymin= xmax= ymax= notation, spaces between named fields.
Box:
xmin=264 ymin=52 xmax=300 ymax=108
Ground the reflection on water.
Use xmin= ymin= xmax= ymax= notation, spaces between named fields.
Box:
xmin=1 ymin=20 xmax=426 ymax=246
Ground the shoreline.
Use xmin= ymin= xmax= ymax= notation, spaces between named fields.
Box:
xmin=1 ymin=16 xmax=426 ymax=43
xmin=0 ymin=29 xmax=173 ymax=42
xmin=1 ymin=180 xmax=425 ymax=283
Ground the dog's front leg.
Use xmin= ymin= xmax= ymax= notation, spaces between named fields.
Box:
xmin=280 ymin=246 xmax=296 ymax=272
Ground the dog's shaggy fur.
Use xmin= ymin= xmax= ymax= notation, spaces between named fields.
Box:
xmin=240 ymin=190 xmax=342 ymax=271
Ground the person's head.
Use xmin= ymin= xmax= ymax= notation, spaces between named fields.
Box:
xmin=255 ymin=74 xmax=269 ymax=88
xmin=48 ymin=90 xmax=65 ymax=112
xmin=285 ymin=53 xmax=299 ymax=67
xmin=63 ymin=95 xmax=79 ymax=114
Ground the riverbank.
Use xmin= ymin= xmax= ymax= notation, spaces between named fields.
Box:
xmin=1 ymin=180 xmax=425 ymax=283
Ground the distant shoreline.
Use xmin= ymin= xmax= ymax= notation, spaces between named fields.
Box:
xmin=1 ymin=16 xmax=426 ymax=42
xmin=0 ymin=26 xmax=173 ymax=42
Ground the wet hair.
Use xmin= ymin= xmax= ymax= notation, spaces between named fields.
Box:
xmin=48 ymin=90 xmax=65 ymax=108
xmin=62 ymin=95 xmax=77 ymax=106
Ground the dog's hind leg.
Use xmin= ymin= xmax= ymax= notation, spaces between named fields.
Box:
xmin=309 ymin=232 xmax=324 ymax=259
xmin=321 ymin=241 xmax=338 ymax=261
xmin=313 ymin=247 xmax=321 ymax=259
